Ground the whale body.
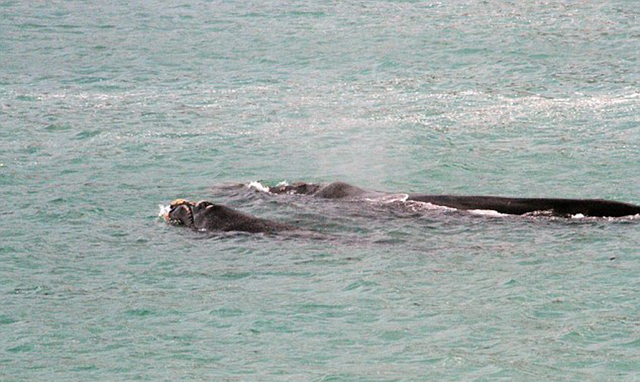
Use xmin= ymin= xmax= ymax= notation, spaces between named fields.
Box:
xmin=406 ymin=194 xmax=640 ymax=217
xmin=268 ymin=181 xmax=640 ymax=218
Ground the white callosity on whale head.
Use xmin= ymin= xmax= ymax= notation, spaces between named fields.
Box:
xmin=158 ymin=204 xmax=171 ymax=221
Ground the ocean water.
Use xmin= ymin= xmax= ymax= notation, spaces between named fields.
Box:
xmin=1 ymin=0 xmax=639 ymax=380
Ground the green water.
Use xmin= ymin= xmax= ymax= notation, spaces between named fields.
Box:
xmin=1 ymin=0 xmax=639 ymax=380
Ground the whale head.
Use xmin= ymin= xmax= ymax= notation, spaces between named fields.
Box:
xmin=163 ymin=199 xmax=196 ymax=227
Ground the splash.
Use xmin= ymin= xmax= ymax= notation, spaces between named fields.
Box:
xmin=468 ymin=209 xmax=509 ymax=217
xmin=365 ymin=193 xmax=409 ymax=203
xmin=404 ymin=200 xmax=458 ymax=212
xmin=246 ymin=181 xmax=270 ymax=193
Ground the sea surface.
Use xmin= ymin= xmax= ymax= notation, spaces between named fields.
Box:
xmin=1 ymin=0 xmax=639 ymax=380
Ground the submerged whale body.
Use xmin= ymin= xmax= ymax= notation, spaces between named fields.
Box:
xmin=163 ymin=199 xmax=296 ymax=233
xmin=268 ymin=181 xmax=640 ymax=218
xmin=270 ymin=181 xmax=372 ymax=199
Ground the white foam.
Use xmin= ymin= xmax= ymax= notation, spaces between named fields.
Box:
xmin=246 ymin=181 xmax=270 ymax=193
xmin=571 ymin=213 xmax=586 ymax=219
xmin=405 ymin=201 xmax=458 ymax=212
xmin=469 ymin=209 xmax=509 ymax=217
xmin=404 ymin=202 xmax=508 ymax=217
xmin=276 ymin=180 xmax=289 ymax=187
xmin=364 ymin=193 xmax=409 ymax=203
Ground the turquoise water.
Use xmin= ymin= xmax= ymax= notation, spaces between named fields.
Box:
xmin=1 ymin=0 xmax=639 ymax=380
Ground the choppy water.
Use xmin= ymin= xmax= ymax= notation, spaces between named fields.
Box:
xmin=1 ymin=0 xmax=639 ymax=380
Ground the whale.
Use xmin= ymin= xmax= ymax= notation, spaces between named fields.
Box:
xmin=266 ymin=181 xmax=640 ymax=218
xmin=162 ymin=199 xmax=296 ymax=233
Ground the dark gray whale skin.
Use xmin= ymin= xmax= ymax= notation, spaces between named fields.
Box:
xmin=164 ymin=199 xmax=295 ymax=233
xmin=406 ymin=195 xmax=640 ymax=217
xmin=269 ymin=181 xmax=640 ymax=217
xmin=270 ymin=181 xmax=374 ymax=199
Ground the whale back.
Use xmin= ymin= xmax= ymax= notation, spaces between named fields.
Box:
xmin=407 ymin=195 xmax=640 ymax=217
xmin=312 ymin=182 xmax=369 ymax=199
xmin=192 ymin=202 xmax=295 ymax=233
